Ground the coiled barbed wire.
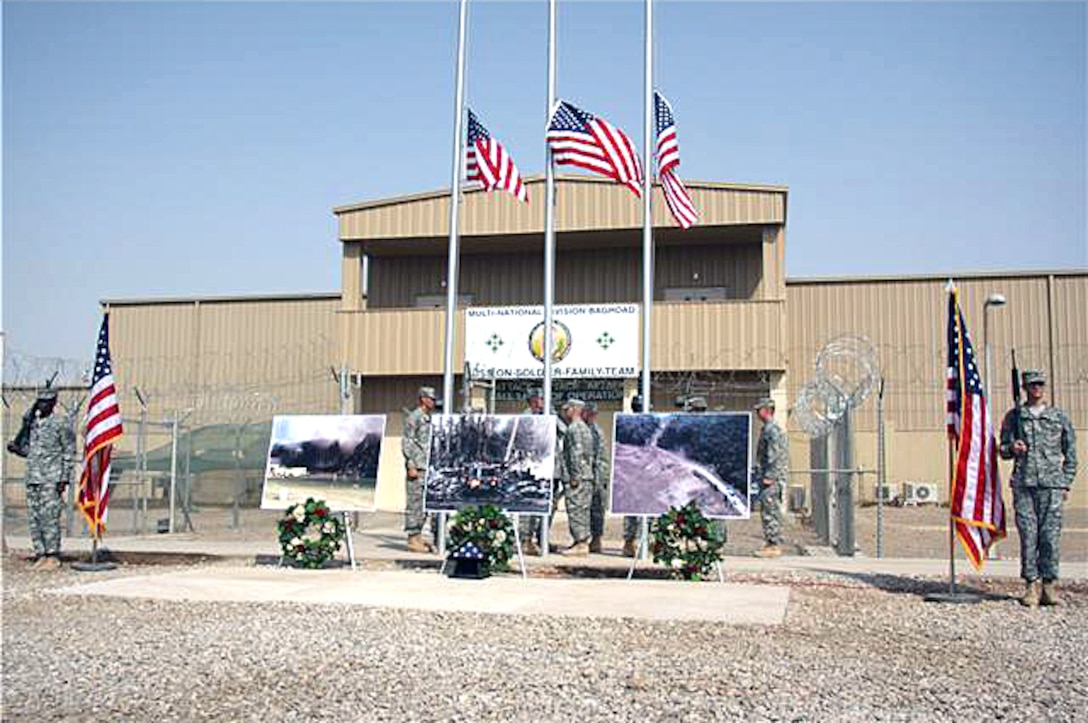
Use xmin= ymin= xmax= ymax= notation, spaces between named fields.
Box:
xmin=793 ymin=335 xmax=880 ymax=438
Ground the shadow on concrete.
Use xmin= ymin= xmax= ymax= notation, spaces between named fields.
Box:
xmin=807 ymin=567 xmax=1011 ymax=601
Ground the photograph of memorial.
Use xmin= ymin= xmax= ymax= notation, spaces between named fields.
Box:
xmin=261 ymin=415 xmax=386 ymax=511
xmin=611 ymin=412 xmax=751 ymax=519
xmin=424 ymin=414 xmax=555 ymax=514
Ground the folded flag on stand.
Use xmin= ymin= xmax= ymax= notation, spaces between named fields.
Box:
xmin=466 ymin=109 xmax=528 ymax=203
xmin=946 ymin=285 xmax=1006 ymax=568
xmin=654 ymin=92 xmax=699 ymax=229
xmin=546 ymin=100 xmax=644 ymax=198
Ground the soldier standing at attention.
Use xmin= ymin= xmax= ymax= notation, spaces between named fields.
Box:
xmin=584 ymin=402 xmax=610 ymax=554
xmin=20 ymin=389 xmax=75 ymax=569
xmin=517 ymin=387 xmax=545 ymax=556
xmin=999 ymin=370 xmax=1077 ymax=607
xmin=403 ymin=386 xmax=437 ymax=553
xmin=562 ymin=398 xmax=595 ymax=556
xmin=622 ymin=394 xmax=646 ymax=557
xmin=547 ymin=400 xmax=571 ymax=553
xmin=753 ymin=397 xmax=788 ymax=558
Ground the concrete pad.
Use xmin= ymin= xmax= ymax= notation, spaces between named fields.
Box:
xmin=46 ymin=567 xmax=790 ymax=625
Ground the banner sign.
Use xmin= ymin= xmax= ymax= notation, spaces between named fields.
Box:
xmin=465 ymin=304 xmax=639 ymax=379
xmin=497 ymin=378 xmax=626 ymax=403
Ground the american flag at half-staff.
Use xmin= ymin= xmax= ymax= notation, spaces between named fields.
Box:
xmin=466 ymin=108 xmax=528 ymax=203
xmin=78 ymin=314 xmax=123 ymax=538
xmin=946 ymin=285 xmax=1006 ymax=568
xmin=546 ymin=100 xmax=643 ymax=198
xmin=654 ymin=92 xmax=698 ymax=229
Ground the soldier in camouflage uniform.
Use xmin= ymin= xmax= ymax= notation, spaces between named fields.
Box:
xmin=622 ymin=395 xmax=646 ymax=557
xmin=402 ymin=386 xmax=437 ymax=553
xmin=585 ymin=402 xmax=611 ymax=554
xmin=22 ymin=389 xmax=76 ymax=569
xmin=517 ymin=388 xmax=545 ymax=556
xmin=545 ymin=401 xmax=570 ymax=553
xmin=999 ymin=370 xmax=1077 ymax=607
xmin=753 ymin=397 xmax=788 ymax=558
xmin=561 ymin=398 xmax=595 ymax=556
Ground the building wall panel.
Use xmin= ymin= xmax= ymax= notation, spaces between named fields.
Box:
xmin=368 ymin=243 xmax=765 ymax=308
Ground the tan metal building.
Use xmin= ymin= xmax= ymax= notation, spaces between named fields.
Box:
xmin=98 ymin=177 xmax=1086 ymax=510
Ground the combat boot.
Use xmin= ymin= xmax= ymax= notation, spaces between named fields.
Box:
xmin=406 ymin=534 xmax=435 ymax=554
xmin=563 ymin=540 xmax=590 ymax=557
xmin=1019 ymin=580 xmax=1040 ymax=607
xmin=589 ymin=536 xmax=603 ymax=554
xmin=522 ymin=540 xmax=541 ymax=557
xmin=38 ymin=556 xmax=61 ymax=571
xmin=754 ymin=544 xmax=783 ymax=559
xmin=622 ymin=539 xmax=638 ymax=557
xmin=1040 ymin=581 xmax=1060 ymax=606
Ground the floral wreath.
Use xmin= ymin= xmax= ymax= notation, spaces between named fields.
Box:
xmin=447 ymin=505 xmax=515 ymax=571
xmin=650 ymin=501 xmax=725 ymax=581
xmin=277 ymin=498 xmax=346 ymax=569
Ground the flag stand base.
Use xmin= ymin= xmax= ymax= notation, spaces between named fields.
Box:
xmin=71 ymin=540 xmax=118 ymax=572
xmin=924 ymin=591 xmax=981 ymax=604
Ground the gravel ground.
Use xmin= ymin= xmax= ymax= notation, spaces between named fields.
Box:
xmin=3 ymin=556 xmax=1086 ymax=721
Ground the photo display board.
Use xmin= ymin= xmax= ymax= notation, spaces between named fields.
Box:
xmin=610 ymin=412 xmax=752 ymax=519
xmin=424 ymin=414 xmax=556 ymax=514
xmin=261 ymin=415 xmax=386 ymax=511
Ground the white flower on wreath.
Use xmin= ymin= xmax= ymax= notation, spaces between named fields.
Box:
xmin=290 ymin=537 xmax=302 ymax=547
xmin=323 ymin=521 xmax=335 ymax=534
xmin=292 ymin=505 xmax=307 ymax=521
xmin=670 ymin=558 xmax=684 ymax=569
xmin=494 ymin=530 xmax=506 ymax=543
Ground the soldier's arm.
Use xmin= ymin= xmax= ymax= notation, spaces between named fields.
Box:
xmin=569 ymin=428 xmax=592 ymax=481
xmin=1061 ymin=414 xmax=1078 ymax=488
xmin=998 ymin=411 xmax=1016 ymax=459
xmin=766 ymin=427 xmax=789 ymax=478
xmin=402 ymin=416 xmax=421 ymax=469
xmin=60 ymin=422 xmax=77 ymax=485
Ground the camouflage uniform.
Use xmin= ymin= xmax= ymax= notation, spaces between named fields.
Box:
xmin=563 ymin=416 xmax=595 ymax=543
xmin=1000 ymin=403 xmax=1077 ymax=583
xmin=25 ymin=410 xmax=76 ymax=558
xmin=402 ymin=405 xmax=432 ymax=536
xmin=754 ymin=416 xmax=788 ymax=546
xmin=589 ymin=419 xmax=611 ymax=538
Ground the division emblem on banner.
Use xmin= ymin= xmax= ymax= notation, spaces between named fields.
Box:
xmin=528 ymin=320 xmax=572 ymax=363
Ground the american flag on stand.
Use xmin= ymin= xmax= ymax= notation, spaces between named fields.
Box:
xmin=546 ymin=100 xmax=643 ymax=197
xmin=654 ymin=92 xmax=698 ymax=229
xmin=78 ymin=314 xmax=123 ymax=539
xmin=946 ymin=285 xmax=1006 ymax=568
xmin=466 ymin=109 xmax=528 ymax=203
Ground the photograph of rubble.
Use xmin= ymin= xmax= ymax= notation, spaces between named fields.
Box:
xmin=424 ymin=414 xmax=555 ymax=514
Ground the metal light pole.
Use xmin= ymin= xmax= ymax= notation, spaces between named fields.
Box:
xmin=983 ymin=293 xmax=1007 ymax=405
xmin=983 ymin=292 xmax=1006 ymax=560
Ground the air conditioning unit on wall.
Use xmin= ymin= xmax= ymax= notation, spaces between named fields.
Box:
xmin=902 ymin=482 xmax=939 ymax=506
xmin=874 ymin=484 xmax=898 ymax=505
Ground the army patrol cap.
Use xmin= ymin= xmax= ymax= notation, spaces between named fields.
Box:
xmin=418 ymin=386 xmax=437 ymax=400
xmin=1021 ymin=370 xmax=1046 ymax=387
xmin=36 ymin=388 xmax=59 ymax=402
xmin=687 ymin=396 xmax=708 ymax=411
xmin=754 ymin=396 xmax=776 ymax=410
xmin=583 ymin=401 xmax=598 ymax=413
xmin=566 ymin=397 xmax=586 ymax=408
xmin=527 ymin=387 xmax=544 ymax=399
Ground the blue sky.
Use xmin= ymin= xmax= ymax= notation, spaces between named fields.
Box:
xmin=3 ymin=1 xmax=1085 ymax=361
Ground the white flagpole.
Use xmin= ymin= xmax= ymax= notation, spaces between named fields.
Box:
xmin=637 ymin=0 xmax=655 ymax=561
xmin=442 ymin=0 xmax=469 ymax=412
xmin=641 ymin=0 xmax=653 ymax=406
xmin=543 ymin=0 xmax=557 ymax=415
xmin=439 ymin=0 xmax=469 ymax=556
xmin=540 ymin=0 xmax=558 ymax=557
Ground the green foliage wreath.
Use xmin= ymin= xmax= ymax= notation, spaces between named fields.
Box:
xmin=447 ymin=505 xmax=515 ymax=571
xmin=650 ymin=502 xmax=725 ymax=581
xmin=277 ymin=498 xmax=345 ymax=569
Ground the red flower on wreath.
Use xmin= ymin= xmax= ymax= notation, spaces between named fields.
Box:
xmin=315 ymin=507 xmax=327 ymax=518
